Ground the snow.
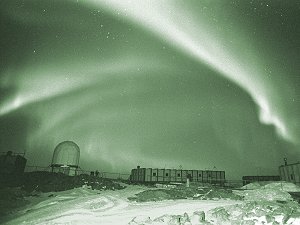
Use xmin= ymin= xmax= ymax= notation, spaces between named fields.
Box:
xmin=234 ymin=187 xmax=293 ymax=201
xmin=263 ymin=182 xmax=300 ymax=192
xmin=207 ymin=200 xmax=300 ymax=225
xmin=4 ymin=182 xmax=300 ymax=225
xmin=240 ymin=182 xmax=261 ymax=190
xmin=4 ymin=185 xmax=239 ymax=225
xmin=205 ymin=181 xmax=300 ymax=225
xmin=233 ymin=181 xmax=300 ymax=202
xmin=240 ymin=181 xmax=300 ymax=192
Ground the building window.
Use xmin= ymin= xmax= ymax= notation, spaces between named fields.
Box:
xmin=153 ymin=173 xmax=156 ymax=176
xmin=291 ymin=174 xmax=294 ymax=180
xmin=165 ymin=173 xmax=169 ymax=177
xmin=199 ymin=174 xmax=202 ymax=177
xmin=177 ymin=173 xmax=181 ymax=177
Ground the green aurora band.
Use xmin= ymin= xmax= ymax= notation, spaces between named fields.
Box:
xmin=0 ymin=0 xmax=299 ymax=179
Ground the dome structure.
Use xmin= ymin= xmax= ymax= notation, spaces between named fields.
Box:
xmin=51 ymin=141 xmax=80 ymax=175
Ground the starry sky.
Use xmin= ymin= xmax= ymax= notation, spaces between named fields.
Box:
xmin=0 ymin=0 xmax=299 ymax=179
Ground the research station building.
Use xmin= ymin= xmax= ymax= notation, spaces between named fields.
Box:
xmin=130 ymin=166 xmax=225 ymax=184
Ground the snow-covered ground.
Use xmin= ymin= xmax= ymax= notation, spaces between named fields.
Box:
xmin=4 ymin=185 xmax=240 ymax=225
xmin=4 ymin=182 xmax=300 ymax=225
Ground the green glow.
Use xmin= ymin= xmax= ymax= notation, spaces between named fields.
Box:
xmin=0 ymin=0 xmax=299 ymax=179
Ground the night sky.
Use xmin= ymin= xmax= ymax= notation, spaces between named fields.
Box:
xmin=0 ymin=0 xmax=299 ymax=179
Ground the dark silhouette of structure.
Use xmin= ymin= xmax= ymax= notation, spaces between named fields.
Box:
xmin=242 ymin=175 xmax=280 ymax=185
xmin=0 ymin=151 xmax=27 ymax=174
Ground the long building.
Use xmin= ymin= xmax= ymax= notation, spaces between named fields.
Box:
xmin=130 ymin=166 xmax=225 ymax=184
xmin=242 ymin=176 xmax=280 ymax=185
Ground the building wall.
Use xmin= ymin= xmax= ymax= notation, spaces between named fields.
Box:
xmin=170 ymin=170 xmax=176 ymax=182
xmin=164 ymin=169 xmax=171 ymax=182
xmin=145 ymin=168 xmax=151 ymax=182
xmin=175 ymin=170 xmax=182 ymax=182
xmin=192 ymin=170 xmax=198 ymax=181
xmin=279 ymin=163 xmax=300 ymax=184
xmin=130 ymin=167 xmax=225 ymax=184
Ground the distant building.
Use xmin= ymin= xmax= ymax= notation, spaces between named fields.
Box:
xmin=279 ymin=161 xmax=300 ymax=184
xmin=130 ymin=166 xmax=225 ymax=185
xmin=51 ymin=141 xmax=80 ymax=176
xmin=0 ymin=151 xmax=27 ymax=174
xmin=242 ymin=176 xmax=280 ymax=185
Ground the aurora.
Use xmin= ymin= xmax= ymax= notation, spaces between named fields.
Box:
xmin=0 ymin=0 xmax=299 ymax=179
